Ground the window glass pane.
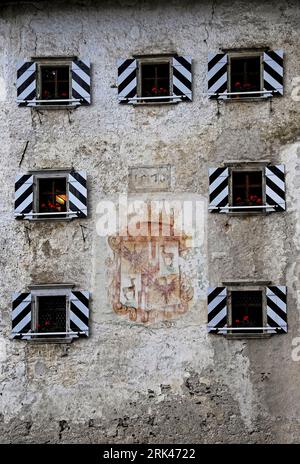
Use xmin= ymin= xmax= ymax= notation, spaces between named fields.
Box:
xmin=38 ymin=177 xmax=67 ymax=218
xmin=231 ymin=291 xmax=263 ymax=333
xmin=232 ymin=171 xmax=263 ymax=210
xmin=40 ymin=65 xmax=70 ymax=103
xmin=37 ymin=296 xmax=66 ymax=336
xmin=141 ymin=63 xmax=170 ymax=101
xmin=230 ymin=56 xmax=261 ymax=96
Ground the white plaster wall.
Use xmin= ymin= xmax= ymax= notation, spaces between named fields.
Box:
xmin=0 ymin=0 xmax=300 ymax=443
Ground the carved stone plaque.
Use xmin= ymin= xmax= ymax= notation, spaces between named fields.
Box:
xmin=128 ymin=165 xmax=171 ymax=192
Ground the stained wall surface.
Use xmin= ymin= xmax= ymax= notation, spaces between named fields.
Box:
xmin=1 ymin=0 xmax=300 ymax=443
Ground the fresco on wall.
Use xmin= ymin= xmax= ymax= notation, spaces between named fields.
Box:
xmin=107 ymin=217 xmax=194 ymax=323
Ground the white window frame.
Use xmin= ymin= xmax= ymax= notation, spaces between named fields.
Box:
xmin=134 ymin=56 xmax=177 ymax=105
xmin=226 ymin=285 xmax=268 ymax=337
xmin=34 ymin=171 xmax=69 ymax=220
xmin=18 ymin=169 xmax=79 ymax=221
xmin=227 ymin=51 xmax=264 ymax=96
xmin=29 ymin=284 xmax=75 ymax=342
xmin=27 ymin=57 xmax=81 ymax=108
xmin=228 ymin=164 xmax=267 ymax=214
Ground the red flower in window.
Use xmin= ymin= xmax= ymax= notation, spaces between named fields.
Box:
xmin=45 ymin=321 xmax=50 ymax=326
xmin=243 ymin=315 xmax=249 ymax=321
xmin=243 ymin=82 xmax=252 ymax=90
xmin=234 ymin=81 xmax=242 ymax=91
xmin=235 ymin=319 xmax=240 ymax=324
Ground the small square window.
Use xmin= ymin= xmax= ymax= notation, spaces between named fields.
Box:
xmin=38 ymin=63 xmax=71 ymax=105
xmin=230 ymin=55 xmax=262 ymax=97
xmin=35 ymin=295 xmax=67 ymax=338
xmin=231 ymin=290 xmax=263 ymax=334
xmin=38 ymin=177 xmax=67 ymax=218
xmin=139 ymin=60 xmax=171 ymax=102
xmin=232 ymin=170 xmax=263 ymax=211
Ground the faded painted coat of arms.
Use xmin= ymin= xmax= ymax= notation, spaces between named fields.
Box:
xmin=107 ymin=220 xmax=193 ymax=323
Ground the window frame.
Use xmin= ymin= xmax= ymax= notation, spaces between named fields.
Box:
xmin=227 ymin=163 xmax=268 ymax=215
xmin=36 ymin=59 xmax=73 ymax=107
xmin=229 ymin=165 xmax=266 ymax=213
xmin=226 ymin=285 xmax=268 ymax=337
xmin=30 ymin=285 xmax=74 ymax=342
xmin=34 ymin=171 xmax=69 ymax=219
xmin=25 ymin=170 xmax=77 ymax=221
xmin=227 ymin=51 xmax=264 ymax=98
xmin=136 ymin=56 xmax=173 ymax=104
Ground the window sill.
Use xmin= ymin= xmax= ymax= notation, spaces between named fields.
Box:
xmin=32 ymin=104 xmax=79 ymax=110
xmin=29 ymin=217 xmax=76 ymax=222
xmin=27 ymin=337 xmax=74 ymax=344
xmin=225 ymin=333 xmax=272 ymax=339
xmin=222 ymin=96 xmax=274 ymax=103
xmin=15 ymin=215 xmax=81 ymax=221
xmin=132 ymin=101 xmax=180 ymax=107
xmin=227 ymin=211 xmax=269 ymax=217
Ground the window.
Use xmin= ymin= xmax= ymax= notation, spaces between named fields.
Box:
xmin=140 ymin=61 xmax=170 ymax=102
xmin=11 ymin=285 xmax=90 ymax=341
xmin=208 ymin=164 xmax=286 ymax=213
xmin=229 ymin=55 xmax=262 ymax=97
xmin=17 ymin=58 xmax=91 ymax=107
xmin=207 ymin=285 xmax=287 ymax=336
xmin=39 ymin=64 xmax=70 ymax=104
xmin=35 ymin=295 xmax=67 ymax=337
xmin=38 ymin=177 xmax=67 ymax=218
xmin=118 ymin=55 xmax=193 ymax=103
xmin=231 ymin=290 xmax=263 ymax=334
xmin=208 ymin=49 xmax=283 ymax=99
xmin=232 ymin=170 xmax=263 ymax=211
xmin=15 ymin=170 xmax=88 ymax=220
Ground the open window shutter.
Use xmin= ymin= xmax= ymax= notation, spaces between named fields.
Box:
xmin=208 ymin=53 xmax=228 ymax=98
xmin=207 ymin=287 xmax=227 ymax=334
xmin=70 ymin=291 xmax=90 ymax=337
xmin=172 ymin=56 xmax=192 ymax=101
xmin=72 ymin=59 xmax=91 ymax=105
xmin=17 ymin=61 xmax=36 ymax=106
xmin=265 ymin=165 xmax=285 ymax=211
xmin=263 ymin=50 xmax=283 ymax=96
xmin=68 ymin=171 xmax=87 ymax=218
xmin=117 ymin=59 xmax=137 ymax=103
xmin=208 ymin=167 xmax=229 ymax=212
xmin=14 ymin=174 xmax=34 ymax=219
xmin=266 ymin=286 xmax=287 ymax=334
xmin=12 ymin=292 xmax=32 ymax=339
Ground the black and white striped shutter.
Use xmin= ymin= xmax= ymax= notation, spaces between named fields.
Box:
xmin=68 ymin=171 xmax=87 ymax=218
xmin=172 ymin=56 xmax=192 ymax=101
xmin=263 ymin=50 xmax=283 ymax=96
xmin=70 ymin=291 xmax=90 ymax=337
xmin=72 ymin=59 xmax=91 ymax=105
xmin=208 ymin=53 xmax=228 ymax=98
xmin=17 ymin=61 xmax=37 ymax=106
xmin=117 ymin=59 xmax=137 ymax=103
xmin=265 ymin=165 xmax=286 ymax=212
xmin=208 ymin=167 xmax=229 ymax=212
xmin=15 ymin=174 xmax=34 ymax=219
xmin=12 ymin=292 xmax=32 ymax=339
xmin=207 ymin=287 xmax=227 ymax=334
xmin=266 ymin=286 xmax=287 ymax=334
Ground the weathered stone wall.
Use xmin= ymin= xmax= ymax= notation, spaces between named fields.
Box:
xmin=1 ymin=0 xmax=300 ymax=443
